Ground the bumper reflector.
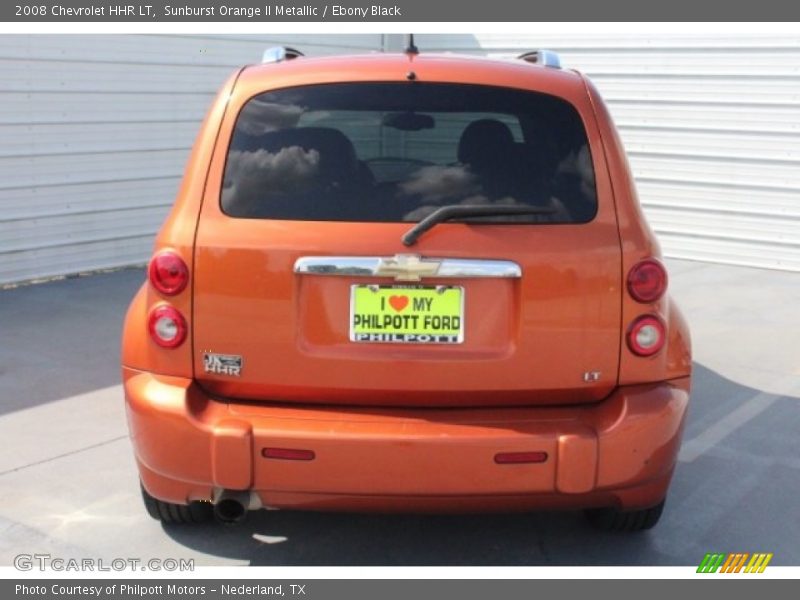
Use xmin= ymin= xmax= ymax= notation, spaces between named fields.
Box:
xmin=262 ymin=447 xmax=315 ymax=461
xmin=494 ymin=451 xmax=548 ymax=464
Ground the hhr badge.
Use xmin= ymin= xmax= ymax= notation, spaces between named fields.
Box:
xmin=203 ymin=353 xmax=243 ymax=376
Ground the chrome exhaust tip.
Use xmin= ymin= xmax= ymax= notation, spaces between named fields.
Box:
xmin=213 ymin=490 xmax=249 ymax=524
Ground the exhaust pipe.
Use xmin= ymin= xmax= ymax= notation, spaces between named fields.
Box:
xmin=213 ymin=490 xmax=250 ymax=524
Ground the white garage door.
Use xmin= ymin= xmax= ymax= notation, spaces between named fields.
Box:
xmin=415 ymin=32 xmax=800 ymax=272
xmin=0 ymin=34 xmax=383 ymax=285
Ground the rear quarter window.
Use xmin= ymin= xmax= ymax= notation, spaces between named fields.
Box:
xmin=222 ymin=82 xmax=597 ymax=224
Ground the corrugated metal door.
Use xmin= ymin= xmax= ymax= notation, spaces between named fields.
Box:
xmin=0 ymin=34 xmax=383 ymax=284
xmin=413 ymin=32 xmax=800 ymax=272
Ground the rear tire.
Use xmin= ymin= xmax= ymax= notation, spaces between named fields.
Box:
xmin=140 ymin=484 xmax=213 ymax=524
xmin=584 ymin=500 xmax=665 ymax=532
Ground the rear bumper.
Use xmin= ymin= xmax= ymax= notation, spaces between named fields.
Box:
xmin=124 ymin=367 xmax=690 ymax=512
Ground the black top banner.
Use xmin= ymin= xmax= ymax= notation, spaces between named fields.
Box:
xmin=2 ymin=0 xmax=798 ymax=22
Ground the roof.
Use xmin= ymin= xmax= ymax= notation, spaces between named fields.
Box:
xmin=234 ymin=52 xmax=586 ymax=101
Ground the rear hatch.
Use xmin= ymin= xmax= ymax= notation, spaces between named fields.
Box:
xmin=193 ymin=81 xmax=621 ymax=407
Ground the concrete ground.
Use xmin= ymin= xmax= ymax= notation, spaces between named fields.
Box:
xmin=0 ymin=259 xmax=798 ymax=566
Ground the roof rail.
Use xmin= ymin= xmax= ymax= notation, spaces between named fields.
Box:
xmin=517 ymin=49 xmax=561 ymax=69
xmin=261 ymin=46 xmax=304 ymax=64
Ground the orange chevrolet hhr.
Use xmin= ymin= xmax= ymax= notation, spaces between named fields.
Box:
xmin=123 ymin=44 xmax=691 ymax=531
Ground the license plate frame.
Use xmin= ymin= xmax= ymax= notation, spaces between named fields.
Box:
xmin=349 ymin=284 xmax=465 ymax=344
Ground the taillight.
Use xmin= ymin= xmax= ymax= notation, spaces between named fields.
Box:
xmin=627 ymin=258 xmax=667 ymax=303
xmin=148 ymin=305 xmax=187 ymax=348
xmin=148 ymin=251 xmax=189 ymax=295
xmin=627 ymin=315 xmax=666 ymax=357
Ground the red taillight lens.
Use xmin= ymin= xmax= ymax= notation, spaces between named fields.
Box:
xmin=627 ymin=258 xmax=667 ymax=303
xmin=627 ymin=315 xmax=666 ymax=357
xmin=148 ymin=251 xmax=189 ymax=295
xmin=148 ymin=305 xmax=187 ymax=348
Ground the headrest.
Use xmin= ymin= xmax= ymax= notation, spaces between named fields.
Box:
xmin=457 ymin=119 xmax=515 ymax=166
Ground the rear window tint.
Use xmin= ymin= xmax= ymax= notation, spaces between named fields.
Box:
xmin=222 ymin=83 xmax=597 ymax=223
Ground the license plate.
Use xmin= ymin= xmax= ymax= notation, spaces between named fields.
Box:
xmin=350 ymin=285 xmax=464 ymax=344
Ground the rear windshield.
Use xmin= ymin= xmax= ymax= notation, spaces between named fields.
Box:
xmin=222 ymin=82 xmax=597 ymax=223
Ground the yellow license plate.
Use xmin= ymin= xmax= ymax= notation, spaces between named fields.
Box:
xmin=350 ymin=285 xmax=464 ymax=344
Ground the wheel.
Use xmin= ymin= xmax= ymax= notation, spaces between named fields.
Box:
xmin=140 ymin=484 xmax=213 ymax=524
xmin=584 ymin=500 xmax=665 ymax=532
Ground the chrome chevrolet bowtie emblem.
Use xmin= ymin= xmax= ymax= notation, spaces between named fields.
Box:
xmin=375 ymin=254 xmax=441 ymax=282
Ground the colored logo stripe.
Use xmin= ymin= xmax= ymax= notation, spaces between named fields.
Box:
xmin=697 ymin=552 xmax=773 ymax=573
xmin=697 ymin=553 xmax=726 ymax=573
xmin=720 ymin=553 xmax=748 ymax=573
xmin=745 ymin=553 xmax=773 ymax=573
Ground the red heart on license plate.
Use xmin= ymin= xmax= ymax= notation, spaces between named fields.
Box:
xmin=389 ymin=295 xmax=409 ymax=312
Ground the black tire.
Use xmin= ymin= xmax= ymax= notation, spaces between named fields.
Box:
xmin=584 ymin=500 xmax=665 ymax=532
xmin=140 ymin=484 xmax=213 ymax=524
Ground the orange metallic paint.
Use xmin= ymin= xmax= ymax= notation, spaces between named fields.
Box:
xmin=123 ymin=53 xmax=692 ymax=513
xmin=122 ymin=68 xmax=244 ymax=378
xmin=128 ymin=367 xmax=689 ymax=511
xmin=192 ymin=56 xmax=624 ymax=406
xmin=582 ymin=76 xmax=692 ymax=384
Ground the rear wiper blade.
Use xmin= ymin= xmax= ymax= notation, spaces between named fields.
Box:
xmin=401 ymin=204 xmax=557 ymax=246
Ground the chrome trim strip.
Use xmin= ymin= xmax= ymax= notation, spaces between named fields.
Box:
xmin=294 ymin=255 xmax=522 ymax=280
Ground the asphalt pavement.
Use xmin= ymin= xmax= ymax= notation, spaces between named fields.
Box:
xmin=1 ymin=259 xmax=798 ymax=566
